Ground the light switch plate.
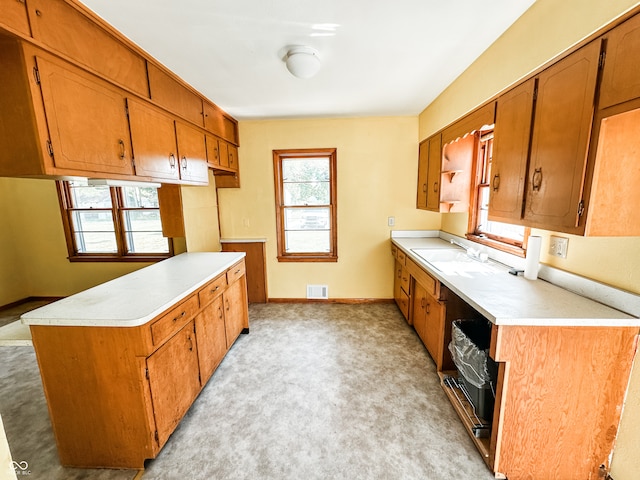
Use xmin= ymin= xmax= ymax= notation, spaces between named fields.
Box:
xmin=549 ymin=235 xmax=568 ymax=258
xmin=388 ymin=216 xmax=395 ymax=227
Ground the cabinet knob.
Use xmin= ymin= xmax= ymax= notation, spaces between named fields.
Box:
xmin=492 ymin=173 xmax=500 ymax=191
xmin=532 ymin=168 xmax=543 ymax=191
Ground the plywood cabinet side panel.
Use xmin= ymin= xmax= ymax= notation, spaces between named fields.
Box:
xmin=27 ymin=0 xmax=148 ymax=96
xmin=0 ymin=0 xmax=31 ymax=36
xmin=493 ymin=325 xmax=637 ymax=480
xmin=0 ymin=39 xmax=47 ymax=176
xmin=524 ymin=40 xmax=601 ymax=232
xmin=221 ymin=242 xmax=267 ymax=303
xmin=585 ymin=106 xmax=640 ymax=236
xmin=416 ymin=140 xmax=429 ymax=209
xmin=223 ymin=274 xmax=249 ymax=349
xmin=30 ymin=325 xmax=156 ymax=468
xmin=426 ymin=134 xmax=442 ymax=211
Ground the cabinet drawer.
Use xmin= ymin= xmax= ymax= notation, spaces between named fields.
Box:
xmin=198 ymin=274 xmax=227 ymax=307
xmin=391 ymin=244 xmax=398 ymax=258
xmin=406 ymin=258 xmax=440 ymax=298
xmin=398 ymin=288 xmax=409 ymax=320
xmin=227 ymin=260 xmax=246 ymax=285
xmin=397 ymin=249 xmax=406 ymax=265
xmin=150 ymin=295 xmax=199 ymax=346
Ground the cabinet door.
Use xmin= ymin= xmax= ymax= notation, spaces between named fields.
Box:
xmin=412 ymin=281 xmax=428 ymax=345
xmin=146 ymin=320 xmax=201 ymax=447
xmin=127 ymin=98 xmax=180 ymax=181
xmin=223 ymin=276 xmax=248 ymax=349
xmin=205 ymin=134 xmax=220 ymax=168
xmin=423 ymin=292 xmax=445 ymax=368
xmin=28 ymin=0 xmax=148 ymax=95
xmin=426 ymin=134 xmax=442 ymax=211
xmin=203 ymin=101 xmax=239 ymax=144
xmin=393 ymin=260 xmax=410 ymax=321
xmin=489 ymin=79 xmax=535 ymax=223
xmin=195 ymin=296 xmax=227 ymax=384
xmin=36 ymin=56 xmax=134 ymax=176
xmin=218 ymin=140 xmax=230 ymax=168
xmin=524 ymin=40 xmax=601 ymax=230
xmin=175 ymin=121 xmax=208 ymax=184
xmin=416 ymin=140 xmax=429 ymax=209
xmin=0 ymin=0 xmax=31 ymax=35
xmin=599 ymin=13 xmax=640 ymax=110
xmin=148 ymin=63 xmax=203 ymax=126
xmin=228 ymin=144 xmax=239 ymax=172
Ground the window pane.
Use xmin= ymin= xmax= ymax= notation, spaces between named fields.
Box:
xmin=121 ymin=186 xmax=160 ymax=208
xmin=125 ymin=232 xmax=169 ymax=254
xmin=71 ymin=210 xmax=115 ymax=232
xmin=283 ymin=181 xmax=330 ymax=206
xmin=282 ymin=158 xmax=329 ymax=182
xmin=122 ymin=210 xmax=163 ymax=232
xmin=69 ymin=184 xmax=112 ymax=208
xmin=74 ymin=232 xmax=117 ymax=253
xmin=284 ymin=208 xmax=330 ymax=231
xmin=285 ymin=230 xmax=330 ymax=253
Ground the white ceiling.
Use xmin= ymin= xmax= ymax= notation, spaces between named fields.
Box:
xmin=79 ymin=0 xmax=536 ymax=121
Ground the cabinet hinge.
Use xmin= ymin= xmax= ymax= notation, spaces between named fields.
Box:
xmin=46 ymin=140 xmax=54 ymax=157
xmin=145 ymin=367 xmax=149 ymax=380
xmin=33 ymin=66 xmax=40 ymax=85
xmin=598 ymin=50 xmax=606 ymax=69
xmin=154 ymin=430 xmax=159 ymax=443
xmin=578 ymin=200 xmax=585 ymax=217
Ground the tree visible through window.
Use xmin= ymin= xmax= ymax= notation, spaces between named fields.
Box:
xmin=273 ymin=149 xmax=337 ymax=262
xmin=57 ymin=181 xmax=172 ymax=261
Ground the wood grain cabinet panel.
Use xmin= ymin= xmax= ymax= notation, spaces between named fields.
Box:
xmin=148 ymin=62 xmax=203 ymax=126
xmin=416 ymin=139 xmax=429 ymax=209
xmin=127 ymin=98 xmax=180 ymax=181
xmin=411 ymin=279 xmax=445 ymax=368
xmin=203 ymin=100 xmax=239 ymax=144
xmin=205 ymin=134 xmax=221 ymax=168
xmin=0 ymin=0 xmax=31 ymax=36
xmin=195 ymin=296 xmax=227 ymax=384
xmin=223 ymin=273 xmax=249 ymax=349
xmin=524 ymin=40 xmax=601 ymax=231
xmin=27 ymin=0 xmax=148 ymax=95
xmin=425 ymin=134 xmax=443 ymax=211
xmin=36 ymin=55 xmax=134 ymax=176
xmin=175 ymin=121 xmax=209 ymax=184
xmin=599 ymin=12 xmax=640 ymax=109
xmin=489 ymin=78 xmax=535 ymax=224
xmin=146 ymin=320 xmax=201 ymax=447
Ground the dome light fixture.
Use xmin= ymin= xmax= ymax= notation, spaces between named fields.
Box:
xmin=285 ymin=46 xmax=321 ymax=79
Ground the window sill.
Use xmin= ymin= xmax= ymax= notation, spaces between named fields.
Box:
xmin=466 ymin=234 xmax=526 ymax=258
xmin=67 ymin=254 xmax=171 ymax=263
xmin=277 ymin=255 xmax=338 ymax=263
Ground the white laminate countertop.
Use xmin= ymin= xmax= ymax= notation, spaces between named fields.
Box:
xmin=392 ymin=236 xmax=640 ymax=327
xmin=21 ymin=252 xmax=245 ymax=328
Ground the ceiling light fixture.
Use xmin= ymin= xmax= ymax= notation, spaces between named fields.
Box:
xmin=285 ymin=46 xmax=321 ymax=79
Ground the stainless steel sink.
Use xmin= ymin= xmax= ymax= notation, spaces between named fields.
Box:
xmin=411 ymin=248 xmax=501 ymax=276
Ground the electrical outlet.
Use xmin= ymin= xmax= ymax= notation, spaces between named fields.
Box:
xmin=549 ymin=235 xmax=568 ymax=258
xmin=388 ymin=216 xmax=395 ymax=227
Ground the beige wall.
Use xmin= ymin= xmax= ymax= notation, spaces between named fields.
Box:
xmin=181 ymin=170 xmax=221 ymax=253
xmin=217 ymin=116 xmax=440 ymax=299
xmin=419 ymin=1 xmax=640 ymax=478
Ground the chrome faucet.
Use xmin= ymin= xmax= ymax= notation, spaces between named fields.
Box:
xmin=450 ymin=239 xmax=468 ymax=250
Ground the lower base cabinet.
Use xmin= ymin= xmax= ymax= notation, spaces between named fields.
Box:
xmin=30 ymin=259 xmax=249 ymax=469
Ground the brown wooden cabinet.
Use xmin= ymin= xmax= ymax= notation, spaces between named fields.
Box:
xmin=127 ymin=98 xmax=180 ymax=182
xmin=440 ymin=134 xmax=476 ymax=213
xmin=489 ymin=78 xmax=535 ymax=224
xmin=0 ymin=0 xmax=31 ymax=36
xmin=411 ymin=280 xmax=446 ymax=363
xmin=146 ymin=319 xmax=201 ymax=447
xmin=599 ymin=12 xmax=640 ymax=110
xmin=148 ymin=63 xmax=203 ymax=126
xmin=175 ymin=121 xmax=209 ymax=184
xmin=524 ymin=40 xmax=601 ymax=230
xmin=203 ymin=100 xmax=239 ymax=145
xmin=27 ymin=0 xmax=148 ymax=96
xmin=29 ymin=258 xmax=249 ymax=468
xmin=34 ymin=51 xmax=134 ymax=176
xmin=416 ymin=134 xmax=442 ymax=212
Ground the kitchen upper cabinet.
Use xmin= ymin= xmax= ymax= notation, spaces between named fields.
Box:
xmin=599 ymin=12 xmax=640 ymax=110
xmin=440 ymin=134 xmax=476 ymax=213
xmin=203 ymin=100 xmax=239 ymax=145
xmin=524 ymin=40 xmax=601 ymax=231
xmin=148 ymin=63 xmax=204 ymax=127
xmin=27 ymin=0 xmax=148 ymax=96
xmin=35 ymin=53 xmax=135 ymax=176
xmin=146 ymin=320 xmax=201 ymax=447
xmin=489 ymin=79 xmax=535 ymax=224
xmin=127 ymin=98 xmax=180 ymax=182
xmin=416 ymin=134 xmax=442 ymax=212
xmin=0 ymin=0 xmax=31 ymax=36
xmin=175 ymin=121 xmax=209 ymax=184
